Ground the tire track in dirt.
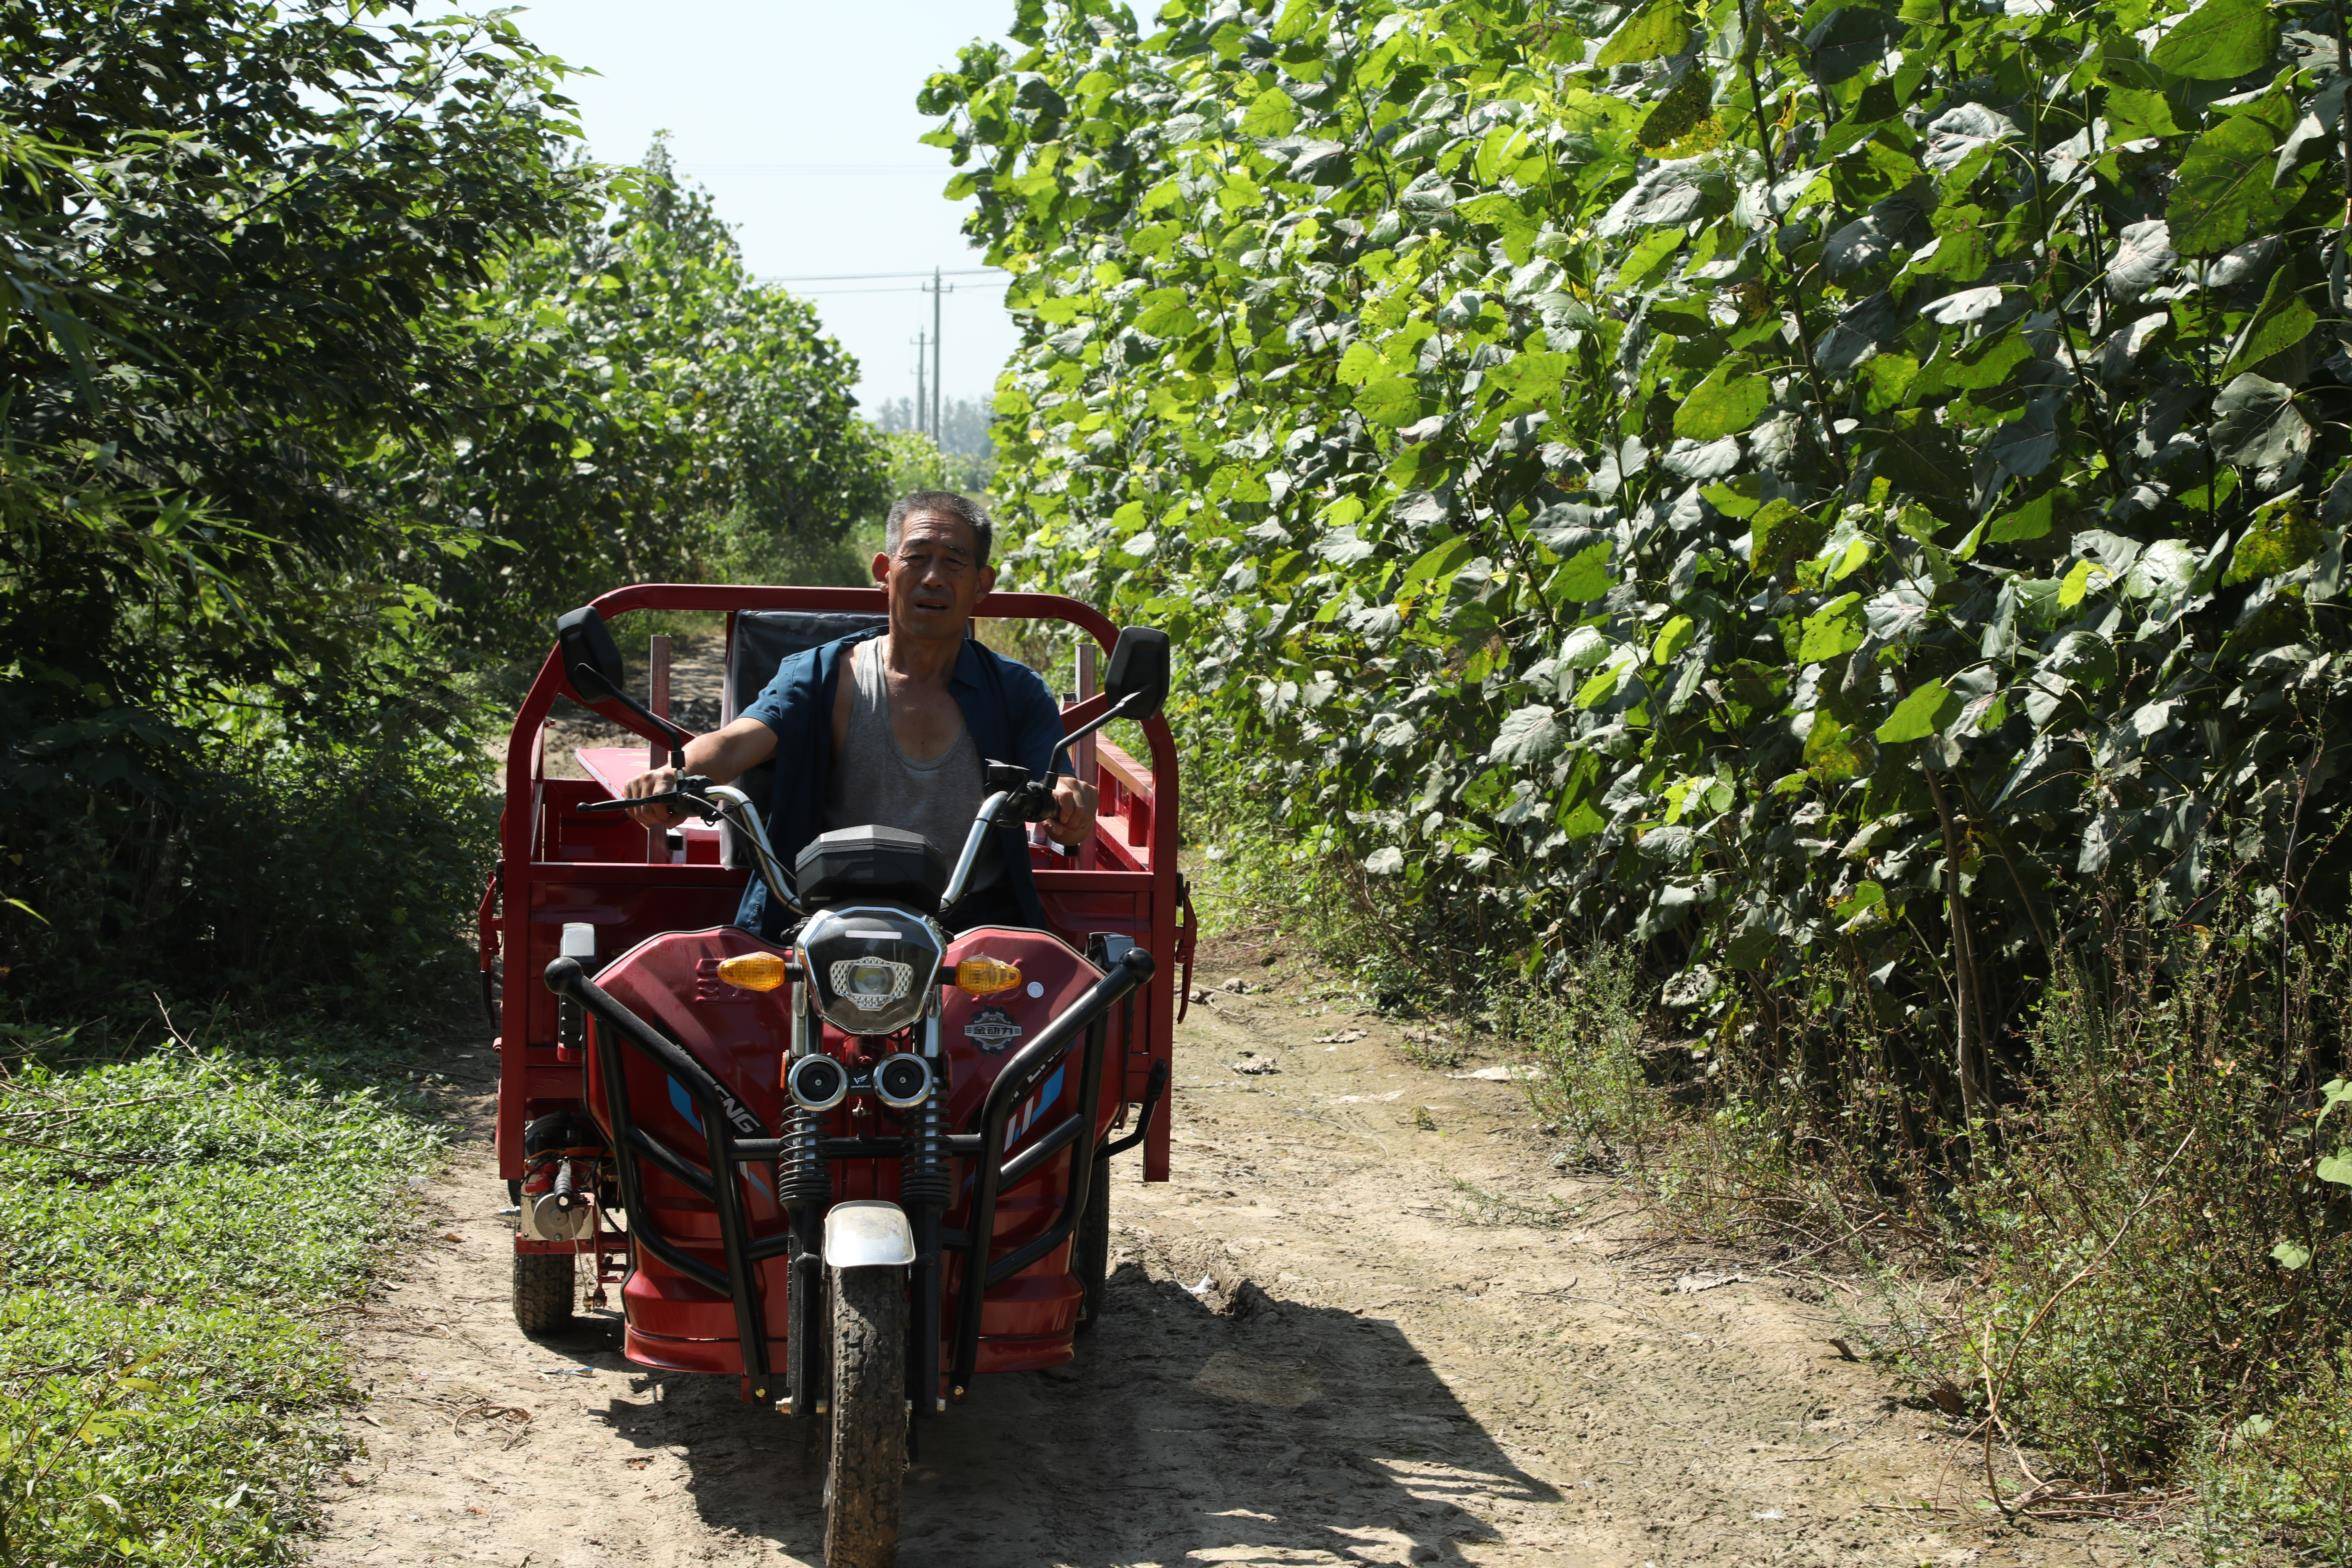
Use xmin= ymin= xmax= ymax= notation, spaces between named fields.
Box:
xmin=311 ymin=940 xmax=2181 ymax=1567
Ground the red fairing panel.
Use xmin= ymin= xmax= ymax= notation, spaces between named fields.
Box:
xmin=583 ymin=923 xmax=1119 ymax=1380
xmin=585 ymin=927 xmax=794 ymax=1372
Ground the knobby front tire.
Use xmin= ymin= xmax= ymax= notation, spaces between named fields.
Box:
xmin=823 ymin=1263 xmax=908 ymax=1568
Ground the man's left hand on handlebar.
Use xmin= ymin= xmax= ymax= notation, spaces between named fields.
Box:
xmin=1044 ymin=776 xmax=1097 ymax=846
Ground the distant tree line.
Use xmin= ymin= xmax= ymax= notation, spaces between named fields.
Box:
xmin=873 ymin=394 xmax=999 ymax=460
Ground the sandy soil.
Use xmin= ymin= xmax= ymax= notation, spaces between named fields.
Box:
xmin=310 ymin=938 xmax=2183 ymax=1568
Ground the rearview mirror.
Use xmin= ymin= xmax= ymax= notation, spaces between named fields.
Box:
xmin=1103 ymin=627 xmax=1170 ymax=721
xmin=552 ymin=605 xmax=691 ymax=768
xmin=555 ymin=606 xmax=626 ymax=704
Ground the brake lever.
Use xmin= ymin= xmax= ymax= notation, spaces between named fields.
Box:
xmin=577 ymin=773 xmax=718 ymax=819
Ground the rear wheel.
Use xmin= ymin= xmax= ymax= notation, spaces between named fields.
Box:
xmin=1075 ymin=1153 xmax=1110 ymax=1333
xmin=823 ymin=1264 xmax=907 ymax=1568
xmin=512 ymin=1249 xmax=575 ymax=1335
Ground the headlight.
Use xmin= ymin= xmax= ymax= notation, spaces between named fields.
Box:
xmin=799 ymin=905 xmax=944 ymax=1035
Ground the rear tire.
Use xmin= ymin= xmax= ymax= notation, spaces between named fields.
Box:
xmin=512 ymin=1249 xmax=575 ymax=1336
xmin=1075 ymin=1154 xmax=1110 ymax=1334
xmin=823 ymin=1264 xmax=907 ymax=1568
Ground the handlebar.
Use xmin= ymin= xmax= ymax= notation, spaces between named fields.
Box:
xmin=576 ymin=775 xmax=719 ymax=821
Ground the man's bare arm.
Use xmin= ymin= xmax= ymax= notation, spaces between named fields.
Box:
xmin=622 ymin=717 xmax=779 ymax=828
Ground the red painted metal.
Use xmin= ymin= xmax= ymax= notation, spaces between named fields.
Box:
xmin=486 ymin=582 xmax=1179 ymax=1387
xmin=580 ymin=923 xmax=1118 ymax=1378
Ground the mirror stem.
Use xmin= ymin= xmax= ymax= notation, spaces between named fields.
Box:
xmin=1050 ymin=691 xmax=1140 ymax=777
xmin=569 ymin=661 xmax=692 ymax=768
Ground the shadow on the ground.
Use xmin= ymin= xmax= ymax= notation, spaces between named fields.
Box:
xmin=577 ymin=1260 xmax=1557 ymax=1566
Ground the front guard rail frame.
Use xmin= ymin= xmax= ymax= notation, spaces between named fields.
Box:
xmin=542 ymin=944 xmax=1157 ymax=1413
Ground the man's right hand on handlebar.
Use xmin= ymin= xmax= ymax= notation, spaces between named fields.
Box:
xmin=623 ymin=765 xmax=690 ymax=829
xmin=611 ymin=716 xmax=782 ymax=830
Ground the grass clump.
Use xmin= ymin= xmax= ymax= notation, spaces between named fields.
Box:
xmin=1914 ymin=927 xmax=2352 ymax=1542
xmin=1489 ymin=950 xmax=1658 ymax=1170
xmin=2199 ymin=1350 xmax=2352 ymax=1565
xmin=0 ymin=1024 xmax=445 ymax=1567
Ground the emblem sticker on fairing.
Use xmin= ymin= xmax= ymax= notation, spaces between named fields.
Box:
xmin=964 ymin=1006 xmax=1023 ymax=1053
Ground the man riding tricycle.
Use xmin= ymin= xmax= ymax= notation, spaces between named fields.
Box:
xmin=476 ymin=493 xmax=1192 ymax=1567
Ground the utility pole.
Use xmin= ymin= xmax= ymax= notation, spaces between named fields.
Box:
xmin=922 ymin=267 xmax=953 ymax=447
xmin=912 ymin=331 xmax=927 ymax=438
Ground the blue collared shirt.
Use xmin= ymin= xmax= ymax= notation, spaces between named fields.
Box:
xmin=733 ymin=630 xmax=1064 ymax=940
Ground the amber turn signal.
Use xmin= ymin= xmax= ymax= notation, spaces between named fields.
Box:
xmin=716 ymin=952 xmax=791 ymax=992
xmin=952 ymin=957 xmax=1022 ymax=996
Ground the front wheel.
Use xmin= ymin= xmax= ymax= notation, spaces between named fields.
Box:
xmin=823 ymin=1263 xmax=907 ymax=1568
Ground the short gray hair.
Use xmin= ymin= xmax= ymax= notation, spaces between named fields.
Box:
xmin=885 ymin=490 xmax=993 ymax=564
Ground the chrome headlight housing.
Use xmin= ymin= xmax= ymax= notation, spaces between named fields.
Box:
xmin=798 ymin=905 xmax=944 ymax=1035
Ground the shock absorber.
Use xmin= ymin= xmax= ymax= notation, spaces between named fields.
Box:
xmin=777 ymin=1100 xmax=830 ymax=1208
xmin=778 ymin=977 xmax=831 ymax=1212
xmin=779 ymin=977 xmax=828 ymax=1417
xmin=900 ymin=1089 xmax=949 ymax=1209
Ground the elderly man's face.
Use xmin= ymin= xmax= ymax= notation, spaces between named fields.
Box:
xmin=875 ymin=509 xmax=995 ymax=641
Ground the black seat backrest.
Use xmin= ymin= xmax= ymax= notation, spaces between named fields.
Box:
xmin=722 ymin=610 xmax=884 ymax=866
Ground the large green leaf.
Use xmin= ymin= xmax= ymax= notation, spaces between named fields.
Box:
xmin=1136 ymin=287 xmax=1203 ymax=337
xmin=2211 ymin=374 xmax=2311 ymax=484
xmin=1354 ymin=374 xmax=1421 ymax=426
xmin=1875 ymin=679 xmax=1955 ymax=744
xmin=1489 ymin=704 xmax=1565 ymax=764
xmin=1674 ymin=365 xmax=1772 ymax=441
xmin=1554 ymin=540 xmax=1615 ymax=601
xmin=2227 ymin=500 xmax=2322 ymax=583
xmin=1797 ymin=594 xmax=1867 ymax=663
xmin=2169 ymin=110 xmax=2295 ymax=254
xmin=1242 ymin=85 xmax=1299 ymax=137
xmin=1596 ymin=0 xmax=1691 ymax=67
xmin=2149 ymin=0 xmax=2277 ymax=81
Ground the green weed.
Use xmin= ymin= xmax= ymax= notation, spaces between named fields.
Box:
xmin=1443 ymin=1177 xmax=1571 ymax=1230
xmin=0 ymin=1028 xmax=445 ymax=1567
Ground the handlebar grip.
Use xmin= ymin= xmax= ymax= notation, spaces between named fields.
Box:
xmin=578 ymin=775 xmax=717 ymax=820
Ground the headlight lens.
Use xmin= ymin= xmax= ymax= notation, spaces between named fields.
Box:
xmin=799 ymin=906 xmax=943 ymax=1035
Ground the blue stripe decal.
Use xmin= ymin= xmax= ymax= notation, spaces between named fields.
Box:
xmin=1010 ymin=1064 xmax=1067 ymax=1144
xmin=663 ymin=1075 xmax=771 ymax=1200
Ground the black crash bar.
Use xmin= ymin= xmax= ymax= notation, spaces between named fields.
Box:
xmin=544 ymin=956 xmax=785 ymax=1399
xmin=548 ymin=945 xmax=1157 ymax=1409
xmin=950 ymin=946 xmax=1154 ymax=1395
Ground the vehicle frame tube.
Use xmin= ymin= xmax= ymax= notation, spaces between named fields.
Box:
xmin=950 ymin=946 xmax=1153 ymax=1394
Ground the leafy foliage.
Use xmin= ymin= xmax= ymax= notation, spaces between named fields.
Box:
xmin=0 ymin=2 xmax=886 ymax=1009
xmin=926 ymin=0 xmax=2352 ymax=1518
xmin=403 ymin=135 xmax=889 ymax=647
xmin=927 ymin=0 xmax=2352 ymax=1126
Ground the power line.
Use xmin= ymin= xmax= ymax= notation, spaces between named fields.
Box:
xmin=681 ymin=162 xmax=946 ymax=175
xmin=787 ymin=281 xmax=1012 ymax=297
xmin=765 ymin=266 xmax=1009 ymax=283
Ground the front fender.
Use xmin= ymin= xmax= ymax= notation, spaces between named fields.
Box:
xmin=822 ymin=1199 xmax=915 ymax=1269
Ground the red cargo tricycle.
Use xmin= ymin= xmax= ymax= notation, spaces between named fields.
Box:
xmin=477 ymin=585 xmax=1191 ymax=1567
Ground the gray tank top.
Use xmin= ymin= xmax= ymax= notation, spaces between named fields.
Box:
xmin=824 ymin=639 xmax=993 ymax=886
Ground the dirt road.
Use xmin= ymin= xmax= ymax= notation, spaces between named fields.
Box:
xmin=312 ymin=941 xmax=2177 ymax=1567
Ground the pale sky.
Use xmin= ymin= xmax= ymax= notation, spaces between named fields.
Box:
xmin=510 ymin=1 xmax=1025 ymax=417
